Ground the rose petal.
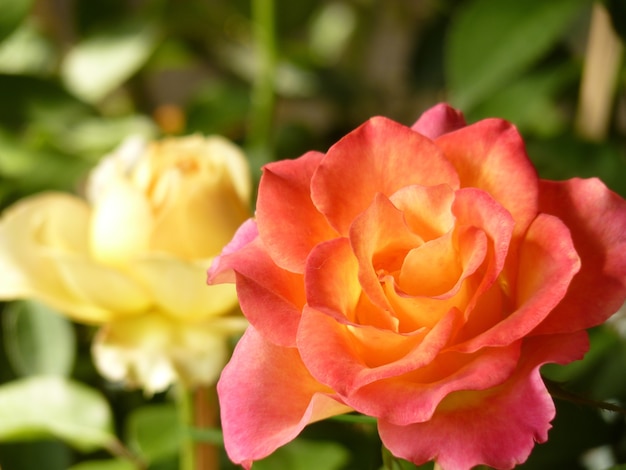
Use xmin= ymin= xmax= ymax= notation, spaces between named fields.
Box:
xmin=411 ymin=103 xmax=467 ymax=139
xmin=208 ymin=219 xmax=305 ymax=347
xmin=134 ymin=255 xmax=239 ymax=321
xmin=207 ymin=218 xmax=259 ymax=284
xmin=94 ymin=312 xmax=244 ymax=393
xmin=149 ymin=163 xmax=250 ymax=259
xmin=0 ymin=193 xmax=114 ymax=323
xmin=378 ymin=331 xmax=588 ymax=470
xmin=452 ymin=188 xmax=514 ymax=282
xmin=305 ymin=237 xmax=365 ymax=322
xmin=455 ymin=213 xmax=580 ymax=352
xmin=217 ymin=327 xmax=351 ymax=469
xmin=52 ymin=254 xmax=152 ymax=318
xmin=398 ymin=228 xmax=484 ymax=298
xmin=534 ymin=178 xmax=626 ymax=334
xmin=203 ymin=135 xmax=253 ymax=204
xmin=389 ymin=184 xmax=456 ymax=241
xmin=257 ymin=151 xmax=339 ymax=273
xmin=349 ymin=193 xmax=422 ymax=316
xmin=311 ymin=117 xmax=460 ymax=235
xmin=93 ymin=314 xmax=177 ymax=393
xmin=343 ymin=341 xmax=521 ymax=425
xmin=436 ymin=118 xmax=539 ymax=240
xmin=90 ymin=177 xmax=153 ymax=266
xmin=212 ymin=230 xmax=306 ymax=347
xmin=298 ymin=306 xmax=464 ymax=400
xmin=301 ymin=294 xmax=523 ymax=425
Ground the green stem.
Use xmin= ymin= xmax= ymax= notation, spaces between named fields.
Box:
xmin=177 ymin=384 xmax=195 ymax=470
xmin=247 ymin=0 xmax=277 ymax=176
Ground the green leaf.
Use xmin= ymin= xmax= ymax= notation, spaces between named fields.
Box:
xmin=68 ymin=459 xmax=136 ymax=470
xmin=2 ymin=300 xmax=76 ymax=377
xmin=381 ymin=446 xmax=420 ymax=470
xmin=0 ymin=21 xmax=54 ymax=75
xmin=0 ymin=0 xmax=33 ymax=43
xmin=126 ymin=404 xmax=181 ymax=463
xmin=467 ymin=64 xmax=578 ymax=137
xmin=254 ymin=439 xmax=349 ymax=470
xmin=445 ymin=0 xmax=589 ymax=111
xmin=61 ymin=21 xmax=159 ymax=103
xmin=329 ymin=413 xmax=378 ymax=425
xmin=0 ymin=376 xmax=116 ymax=452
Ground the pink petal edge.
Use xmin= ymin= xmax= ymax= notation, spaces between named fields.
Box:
xmin=378 ymin=331 xmax=589 ymax=470
xmin=217 ymin=327 xmax=351 ymax=468
xmin=411 ymin=103 xmax=467 ymax=139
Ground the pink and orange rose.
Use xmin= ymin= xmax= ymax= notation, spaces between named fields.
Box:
xmin=208 ymin=104 xmax=626 ymax=469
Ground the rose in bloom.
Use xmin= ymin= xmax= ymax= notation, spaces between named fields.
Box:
xmin=209 ymin=104 xmax=626 ymax=469
xmin=0 ymin=135 xmax=251 ymax=393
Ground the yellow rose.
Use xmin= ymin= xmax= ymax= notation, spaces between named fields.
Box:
xmin=0 ymin=135 xmax=251 ymax=393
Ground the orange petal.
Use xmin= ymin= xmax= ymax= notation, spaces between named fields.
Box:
xmin=256 ymin=151 xmax=338 ymax=273
xmin=455 ymin=213 xmax=580 ymax=353
xmin=311 ymin=117 xmax=459 ymax=235
xmin=436 ymin=119 xmax=539 ymax=240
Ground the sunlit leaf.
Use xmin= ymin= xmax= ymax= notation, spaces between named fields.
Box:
xmin=0 ymin=376 xmax=116 ymax=452
xmin=54 ymin=115 xmax=156 ymax=161
xmin=68 ymin=459 xmax=136 ymax=470
xmin=0 ymin=22 xmax=54 ymax=75
xmin=445 ymin=0 xmax=590 ymax=110
xmin=0 ymin=0 xmax=33 ymax=43
xmin=61 ymin=22 xmax=159 ymax=103
xmin=2 ymin=300 xmax=76 ymax=377
xmin=126 ymin=404 xmax=181 ymax=463
xmin=254 ymin=439 xmax=349 ymax=470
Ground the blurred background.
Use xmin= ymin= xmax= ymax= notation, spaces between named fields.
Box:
xmin=0 ymin=0 xmax=626 ymax=469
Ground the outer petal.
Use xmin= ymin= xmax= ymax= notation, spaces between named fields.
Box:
xmin=51 ymin=255 xmax=152 ymax=319
xmin=411 ymin=103 xmax=467 ymax=139
xmin=256 ymin=151 xmax=338 ymax=273
xmin=341 ymin=340 xmax=521 ymax=425
xmin=94 ymin=312 xmax=246 ymax=394
xmin=0 ymin=193 xmax=114 ymax=323
xmin=311 ymin=117 xmax=460 ymax=235
xmin=534 ymin=178 xmax=626 ymax=334
xmin=435 ymin=119 xmax=539 ymax=240
xmin=133 ymin=255 xmax=239 ymax=321
xmin=207 ymin=218 xmax=258 ymax=284
xmin=217 ymin=327 xmax=351 ymax=469
xmin=209 ymin=222 xmax=305 ymax=347
xmin=378 ymin=331 xmax=588 ymax=470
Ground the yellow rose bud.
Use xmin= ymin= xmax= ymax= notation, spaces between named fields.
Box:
xmin=0 ymin=135 xmax=252 ymax=393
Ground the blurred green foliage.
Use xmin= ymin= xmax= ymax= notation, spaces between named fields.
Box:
xmin=0 ymin=0 xmax=626 ymax=469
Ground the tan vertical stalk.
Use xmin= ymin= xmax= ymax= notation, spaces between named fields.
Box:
xmin=575 ymin=3 xmax=624 ymax=141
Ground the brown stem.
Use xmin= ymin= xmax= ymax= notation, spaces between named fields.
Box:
xmin=194 ymin=385 xmax=220 ymax=470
